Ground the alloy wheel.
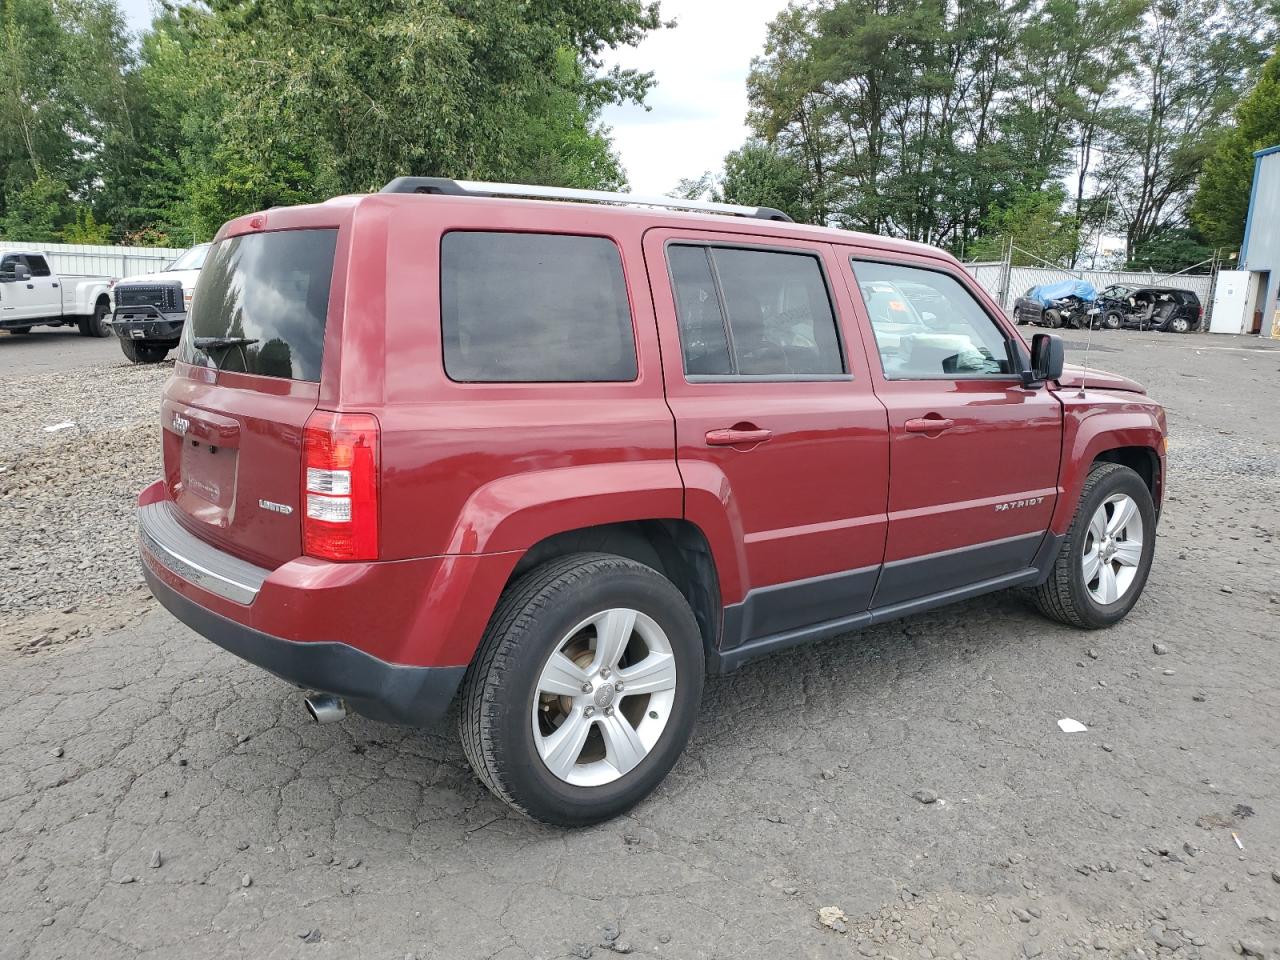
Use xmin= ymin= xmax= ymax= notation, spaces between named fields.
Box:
xmin=1082 ymin=493 xmax=1144 ymax=605
xmin=532 ymin=607 xmax=677 ymax=787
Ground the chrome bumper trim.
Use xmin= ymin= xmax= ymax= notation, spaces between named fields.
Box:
xmin=138 ymin=500 xmax=270 ymax=605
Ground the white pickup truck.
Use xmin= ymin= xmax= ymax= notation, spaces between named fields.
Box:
xmin=0 ymin=250 xmax=113 ymax=337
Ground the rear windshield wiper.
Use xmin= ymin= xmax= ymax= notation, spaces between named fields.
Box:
xmin=195 ymin=336 xmax=259 ymax=351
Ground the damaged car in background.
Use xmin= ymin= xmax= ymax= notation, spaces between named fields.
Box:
xmin=1094 ymin=285 xmax=1203 ymax=333
xmin=1013 ymin=279 xmax=1098 ymax=329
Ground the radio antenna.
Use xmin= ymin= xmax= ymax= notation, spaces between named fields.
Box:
xmin=1078 ymin=192 xmax=1113 ymax=398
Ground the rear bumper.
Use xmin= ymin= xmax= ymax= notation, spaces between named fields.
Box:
xmin=143 ymin=563 xmax=464 ymax=726
xmin=136 ymin=488 xmax=515 ymax=726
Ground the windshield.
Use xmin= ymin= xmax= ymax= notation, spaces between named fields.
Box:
xmin=168 ymin=243 xmax=211 ymax=271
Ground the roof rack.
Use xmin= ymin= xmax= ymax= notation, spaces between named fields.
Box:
xmin=378 ymin=177 xmax=794 ymax=223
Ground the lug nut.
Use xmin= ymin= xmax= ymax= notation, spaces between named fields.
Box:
xmin=604 ymin=706 xmax=614 ymax=717
xmin=614 ymin=681 xmax=624 ymax=692
xmin=584 ymin=706 xmax=595 ymax=717
xmin=581 ymin=681 xmax=593 ymax=693
xmin=600 ymin=667 xmax=611 ymax=679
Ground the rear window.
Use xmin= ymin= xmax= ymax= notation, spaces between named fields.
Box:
xmin=180 ymin=229 xmax=338 ymax=381
xmin=440 ymin=231 xmax=637 ymax=383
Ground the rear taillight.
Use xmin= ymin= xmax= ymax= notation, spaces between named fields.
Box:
xmin=302 ymin=412 xmax=379 ymax=561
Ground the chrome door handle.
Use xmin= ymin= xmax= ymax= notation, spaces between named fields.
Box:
xmin=705 ymin=427 xmax=773 ymax=447
xmin=904 ymin=417 xmax=955 ymax=433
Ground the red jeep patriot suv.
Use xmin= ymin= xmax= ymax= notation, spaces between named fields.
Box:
xmin=139 ymin=178 xmax=1165 ymax=826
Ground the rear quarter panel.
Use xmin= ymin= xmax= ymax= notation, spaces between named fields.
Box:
xmin=370 ymin=196 xmax=683 ymax=563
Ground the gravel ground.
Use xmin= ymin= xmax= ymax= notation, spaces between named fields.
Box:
xmin=0 ymin=343 xmax=169 ymax=652
xmin=1 ymin=329 xmax=1278 ymax=960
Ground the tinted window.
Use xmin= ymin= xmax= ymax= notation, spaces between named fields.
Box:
xmin=180 ymin=229 xmax=338 ymax=381
xmin=851 ymin=260 xmax=1012 ymax=378
xmin=26 ymin=255 xmax=50 ymax=277
xmin=668 ymin=246 xmax=731 ymax=375
xmin=668 ymin=244 xmax=844 ymax=377
xmin=441 ymin=232 xmax=636 ymax=383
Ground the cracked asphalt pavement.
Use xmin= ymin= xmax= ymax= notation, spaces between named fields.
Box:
xmin=2 ymin=330 xmax=1279 ymax=960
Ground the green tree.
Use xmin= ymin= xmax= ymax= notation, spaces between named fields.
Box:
xmin=176 ymin=0 xmax=662 ymax=233
xmin=3 ymin=0 xmax=661 ymax=243
xmin=0 ymin=0 xmax=136 ymax=236
xmin=0 ymin=176 xmax=70 ymax=242
xmin=969 ymin=184 xmax=1079 ymax=266
xmin=720 ymin=141 xmax=814 ymax=222
xmin=1097 ymin=0 xmax=1275 ymax=261
xmin=1125 ymin=227 xmax=1212 ymax=272
xmin=1191 ymin=51 xmax=1280 ymax=251
xmin=61 ymin=207 xmax=113 ymax=244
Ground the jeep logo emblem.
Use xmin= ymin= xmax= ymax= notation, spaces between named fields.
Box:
xmin=171 ymin=413 xmax=190 ymax=435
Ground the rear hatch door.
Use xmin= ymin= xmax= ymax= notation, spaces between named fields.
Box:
xmin=162 ymin=227 xmax=340 ymax=568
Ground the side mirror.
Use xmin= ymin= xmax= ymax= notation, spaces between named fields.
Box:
xmin=12 ymin=263 xmax=31 ymax=282
xmin=1025 ymin=332 xmax=1064 ymax=385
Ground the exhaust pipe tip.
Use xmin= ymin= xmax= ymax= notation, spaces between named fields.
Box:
xmin=304 ymin=693 xmax=347 ymax=724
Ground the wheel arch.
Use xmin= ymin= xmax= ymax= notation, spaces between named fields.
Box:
xmin=1092 ymin=445 xmax=1160 ymax=502
xmin=504 ymin=519 xmax=723 ymax=660
xmin=1052 ymin=410 xmax=1166 ymax=536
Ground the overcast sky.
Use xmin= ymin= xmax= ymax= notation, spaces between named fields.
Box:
xmin=116 ymin=0 xmax=787 ymax=196
xmin=599 ymin=0 xmax=788 ymax=193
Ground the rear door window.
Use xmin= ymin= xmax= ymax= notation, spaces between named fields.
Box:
xmin=180 ymin=229 xmax=338 ymax=381
xmin=440 ymin=231 xmax=637 ymax=383
xmin=26 ymin=255 xmax=51 ymax=277
xmin=667 ymin=244 xmax=845 ymax=377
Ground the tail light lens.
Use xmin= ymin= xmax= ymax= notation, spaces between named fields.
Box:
xmin=302 ymin=412 xmax=379 ymax=561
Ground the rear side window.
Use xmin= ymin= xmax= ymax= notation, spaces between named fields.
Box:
xmin=26 ymin=255 xmax=51 ymax=277
xmin=441 ymin=231 xmax=637 ymax=383
xmin=667 ymin=244 xmax=844 ymax=377
xmin=180 ymin=229 xmax=338 ymax=381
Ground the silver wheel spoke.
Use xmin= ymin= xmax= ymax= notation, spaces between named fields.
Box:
xmin=1084 ymin=493 xmax=1145 ymax=606
xmin=599 ymin=713 xmax=647 ymax=776
xmin=618 ymin=652 xmax=677 ymax=696
xmin=1082 ymin=547 xmax=1102 ymax=583
xmin=1096 ymin=562 xmax=1119 ymax=604
xmin=538 ymin=708 xmax=593 ymax=781
xmin=1089 ymin=508 xmax=1107 ymax=544
xmin=1106 ymin=497 xmax=1137 ymax=536
xmin=591 ymin=608 xmax=637 ymax=672
xmin=1112 ymin=541 xmax=1142 ymax=567
xmin=538 ymin=652 xmax=591 ymax=697
xmin=532 ymin=605 xmax=676 ymax=787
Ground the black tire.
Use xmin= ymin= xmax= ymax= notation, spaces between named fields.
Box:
xmin=1032 ymin=462 xmax=1157 ymax=629
xmin=1166 ymin=316 xmax=1191 ymax=334
xmin=78 ymin=297 xmax=111 ymax=337
xmin=120 ymin=339 xmax=171 ymax=364
xmin=1044 ymin=309 xmax=1063 ymax=329
xmin=1101 ymin=311 xmax=1122 ymax=331
xmin=459 ymin=552 xmax=704 ymax=827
